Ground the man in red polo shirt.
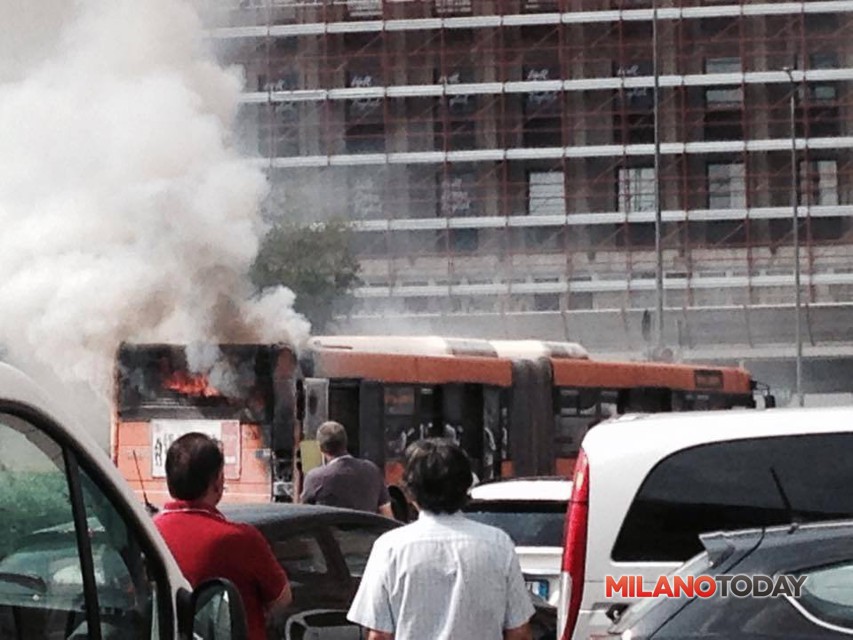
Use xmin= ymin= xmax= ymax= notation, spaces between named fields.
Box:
xmin=155 ymin=432 xmax=291 ymax=640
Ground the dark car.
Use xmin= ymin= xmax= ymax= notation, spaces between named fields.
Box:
xmin=608 ymin=519 xmax=853 ymax=640
xmin=221 ymin=503 xmax=395 ymax=639
xmin=223 ymin=503 xmax=557 ymax=640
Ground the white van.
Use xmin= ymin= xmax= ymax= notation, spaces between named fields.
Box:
xmin=557 ymin=407 xmax=853 ymax=640
xmin=0 ymin=363 xmax=248 ymax=639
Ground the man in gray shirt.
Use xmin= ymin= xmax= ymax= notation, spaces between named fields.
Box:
xmin=347 ymin=438 xmax=534 ymax=640
xmin=300 ymin=421 xmax=394 ymax=518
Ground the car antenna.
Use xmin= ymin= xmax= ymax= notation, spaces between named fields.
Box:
xmin=769 ymin=466 xmax=798 ymax=533
xmin=133 ymin=449 xmax=158 ymax=516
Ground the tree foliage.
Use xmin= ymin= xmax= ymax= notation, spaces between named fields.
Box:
xmin=251 ymin=220 xmax=361 ymax=332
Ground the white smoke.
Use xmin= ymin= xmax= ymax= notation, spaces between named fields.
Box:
xmin=0 ymin=0 xmax=310 ymax=440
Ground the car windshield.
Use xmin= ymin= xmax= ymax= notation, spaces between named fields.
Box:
xmin=463 ymin=500 xmax=565 ymax=546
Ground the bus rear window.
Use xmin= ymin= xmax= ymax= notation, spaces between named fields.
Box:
xmin=117 ymin=343 xmax=281 ymax=422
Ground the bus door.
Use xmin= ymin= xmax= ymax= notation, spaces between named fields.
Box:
xmin=328 ymin=381 xmax=361 ymax=455
xmin=440 ymin=384 xmax=486 ymax=480
xmin=482 ymin=387 xmax=505 ymax=482
xmin=509 ymin=359 xmax=554 ymax=477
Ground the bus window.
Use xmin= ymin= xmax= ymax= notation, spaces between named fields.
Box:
xmin=482 ymin=388 xmax=503 ymax=482
xmin=384 ymin=385 xmax=416 ymax=460
xmin=622 ymin=388 xmax=673 ymax=413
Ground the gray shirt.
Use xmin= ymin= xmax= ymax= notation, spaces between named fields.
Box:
xmin=347 ymin=511 xmax=535 ymax=639
xmin=300 ymin=455 xmax=391 ymax=513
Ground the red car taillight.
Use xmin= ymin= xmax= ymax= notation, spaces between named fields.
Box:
xmin=558 ymin=448 xmax=589 ymax=640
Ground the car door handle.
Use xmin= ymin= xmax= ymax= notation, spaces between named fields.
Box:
xmin=605 ymin=603 xmax=629 ymax=623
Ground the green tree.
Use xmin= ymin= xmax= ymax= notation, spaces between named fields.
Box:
xmin=251 ymin=220 xmax=361 ymax=332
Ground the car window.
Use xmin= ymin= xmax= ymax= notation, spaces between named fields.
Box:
xmin=0 ymin=412 xmax=81 ymax=639
xmin=273 ymin=533 xmax=328 ymax=576
xmin=329 ymin=524 xmax=391 ymax=577
xmin=80 ymin=468 xmax=157 ymax=639
xmin=613 ymin=434 xmax=853 ymax=562
xmin=463 ymin=500 xmax=566 ymax=546
xmin=0 ymin=411 xmax=162 ymax=640
xmin=793 ymin=562 xmax=853 ymax=629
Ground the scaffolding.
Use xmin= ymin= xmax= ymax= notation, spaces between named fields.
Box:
xmin=204 ymin=0 xmax=853 ymax=344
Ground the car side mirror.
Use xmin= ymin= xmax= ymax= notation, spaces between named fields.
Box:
xmin=191 ymin=578 xmax=248 ymax=640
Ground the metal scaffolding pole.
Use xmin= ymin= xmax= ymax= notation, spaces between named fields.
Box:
xmin=652 ymin=0 xmax=665 ymax=350
xmin=783 ymin=66 xmax=804 ymax=407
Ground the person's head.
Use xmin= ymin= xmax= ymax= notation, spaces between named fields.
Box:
xmin=403 ymin=438 xmax=472 ymax=514
xmin=165 ymin=432 xmax=225 ymax=504
xmin=317 ymin=421 xmax=348 ymax=458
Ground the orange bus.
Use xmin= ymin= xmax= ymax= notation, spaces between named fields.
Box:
xmin=111 ymin=337 xmax=769 ymax=507
xmin=301 ymin=336 xmax=764 ymax=481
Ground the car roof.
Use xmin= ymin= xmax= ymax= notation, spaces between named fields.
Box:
xmin=583 ymin=406 xmax=853 ymax=464
xmin=470 ymin=477 xmax=572 ymax=502
xmin=220 ymin=503 xmax=399 ymax=528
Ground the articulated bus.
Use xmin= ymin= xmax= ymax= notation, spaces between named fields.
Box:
xmin=111 ymin=337 xmax=768 ymax=507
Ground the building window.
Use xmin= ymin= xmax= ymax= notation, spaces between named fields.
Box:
xmin=800 ymin=160 xmax=838 ymax=206
xmin=435 ymin=0 xmax=472 ymax=15
xmin=349 ymin=170 xmax=384 ymax=220
xmin=704 ymin=58 xmax=743 ymax=106
xmin=437 ymin=170 xmax=479 ymax=217
xmin=614 ymin=112 xmax=655 ymax=145
xmin=528 ymin=171 xmax=566 ymax=216
xmin=345 ymin=123 xmax=385 ymax=153
xmin=347 ymin=0 xmax=381 ymax=18
xmin=435 ymin=119 xmax=476 ymax=151
xmin=807 ymin=52 xmax=839 ymax=102
xmin=618 ymin=167 xmax=656 ymax=213
xmin=707 ymin=162 xmax=746 ymax=209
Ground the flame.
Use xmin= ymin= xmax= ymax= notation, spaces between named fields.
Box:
xmin=163 ymin=370 xmax=222 ymax=397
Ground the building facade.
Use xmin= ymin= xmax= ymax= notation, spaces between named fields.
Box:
xmin=206 ymin=0 xmax=853 ymax=395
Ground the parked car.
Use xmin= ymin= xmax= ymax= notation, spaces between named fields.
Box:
xmin=0 ymin=362 xmax=247 ymax=639
xmin=224 ymin=503 xmax=558 ymax=640
xmin=608 ymin=519 xmax=853 ymax=640
xmin=557 ymin=407 xmax=853 ymax=640
xmin=465 ymin=476 xmax=572 ymax=605
xmin=221 ymin=503 xmax=397 ymax=640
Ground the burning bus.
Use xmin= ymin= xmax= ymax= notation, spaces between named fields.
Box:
xmin=111 ymin=337 xmax=769 ymax=508
xmin=112 ymin=343 xmax=299 ymax=505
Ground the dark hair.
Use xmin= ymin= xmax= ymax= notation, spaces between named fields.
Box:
xmin=317 ymin=421 xmax=348 ymax=457
xmin=403 ymin=438 xmax=472 ymax=514
xmin=165 ymin=433 xmax=224 ymax=501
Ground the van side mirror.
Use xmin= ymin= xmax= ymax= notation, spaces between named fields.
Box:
xmin=191 ymin=579 xmax=248 ymax=640
xmin=765 ymin=395 xmax=776 ymax=409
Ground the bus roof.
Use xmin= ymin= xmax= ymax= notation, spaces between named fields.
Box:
xmin=551 ymin=358 xmax=753 ymax=393
xmin=308 ymin=335 xmax=590 ymax=361
xmin=489 ymin=340 xmax=589 ymax=360
xmin=308 ymin=335 xmax=499 ymax=358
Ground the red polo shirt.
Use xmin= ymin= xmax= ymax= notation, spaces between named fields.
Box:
xmin=155 ymin=501 xmax=288 ymax=640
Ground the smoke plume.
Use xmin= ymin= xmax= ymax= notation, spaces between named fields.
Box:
xmin=0 ymin=0 xmax=309 ymax=441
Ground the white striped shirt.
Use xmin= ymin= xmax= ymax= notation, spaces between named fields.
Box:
xmin=347 ymin=510 xmax=535 ymax=639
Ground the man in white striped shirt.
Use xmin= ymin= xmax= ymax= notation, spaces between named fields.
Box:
xmin=347 ymin=439 xmax=534 ymax=640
